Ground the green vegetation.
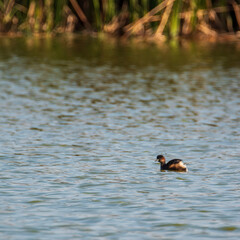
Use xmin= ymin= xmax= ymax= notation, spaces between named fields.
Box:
xmin=0 ymin=0 xmax=240 ymax=41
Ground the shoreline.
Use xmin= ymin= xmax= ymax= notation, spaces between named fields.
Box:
xmin=1 ymin=30 xmax=240 ymax=46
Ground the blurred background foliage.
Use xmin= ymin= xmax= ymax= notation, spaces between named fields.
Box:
xmin=0 ymin=0 xmax=240 ymax=40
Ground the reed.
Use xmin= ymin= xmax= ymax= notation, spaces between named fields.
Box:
xmin=0 ymin=0 xmax=239 ymax=41
xmin=55 ymin=0 xmax=66 ymax=26
xmin=169 ymin=0 xmax=182 ymax=38
xmin=105 ymin=0 xmax=116 ymax=23
xmin=92 ymin=0 xmax=101 ymax=30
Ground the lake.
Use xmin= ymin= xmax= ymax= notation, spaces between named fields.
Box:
xmin=0 ymin=36 xmax=240 ymax=239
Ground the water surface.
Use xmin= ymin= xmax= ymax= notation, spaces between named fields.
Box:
xmin=0 ymin=36 xmax=240 ymax=239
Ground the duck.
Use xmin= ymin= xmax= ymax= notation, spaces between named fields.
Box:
xmin=156 ymin=155 xmax=188 ymax=172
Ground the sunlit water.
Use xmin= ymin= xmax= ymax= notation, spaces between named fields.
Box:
xmin=0 ymin=37 xmax=240 ymax=239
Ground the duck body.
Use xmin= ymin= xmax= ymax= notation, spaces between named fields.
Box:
xmin=156 ymin=155 xmax=188 ymax=172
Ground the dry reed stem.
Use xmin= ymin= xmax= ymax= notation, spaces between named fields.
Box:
xmin=27 ymin=1 xmax=35 ymax=18
xmin=4 ymin=0 xmax=15 ymax=15
xmin=14 ymin=3 xmax=27 ymax=14
xmin=182 ymin=11 xmax=192 ymax=35
xmin=69 ymin=0 xmax=91 ymax=30
xmin=180 ymin=4 xmax=240 ymax=18
xmin=209 ymin=9 xmax=224 ymax=31
xmin=155 ymin=0 xmax=174 ymax=36
xmin=231 ymin=0 xmax=240 ymax=29
xmin=124 ymin=0 xmax=175 ymax=35
xmin=27 ymin=1 xmax=35 ymax=31
xmin=3 ymin=0 xmax=15 ymax=23
xmin=198 ymin=22 xmax=217 ymax=37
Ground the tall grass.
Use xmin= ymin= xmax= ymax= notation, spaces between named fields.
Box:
xmin=92 ymin=0 xmax=101 ymax=30
xmin=0 ymin=0 xmax=239 ymax=40
xmin=169 ymin=0 xmax=182 ymax=38
xmin=55 ymin=0 xmax=67 ymax=26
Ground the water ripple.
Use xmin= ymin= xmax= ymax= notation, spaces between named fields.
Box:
xmin=0 ymin=38 xmax=240 ymax=239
